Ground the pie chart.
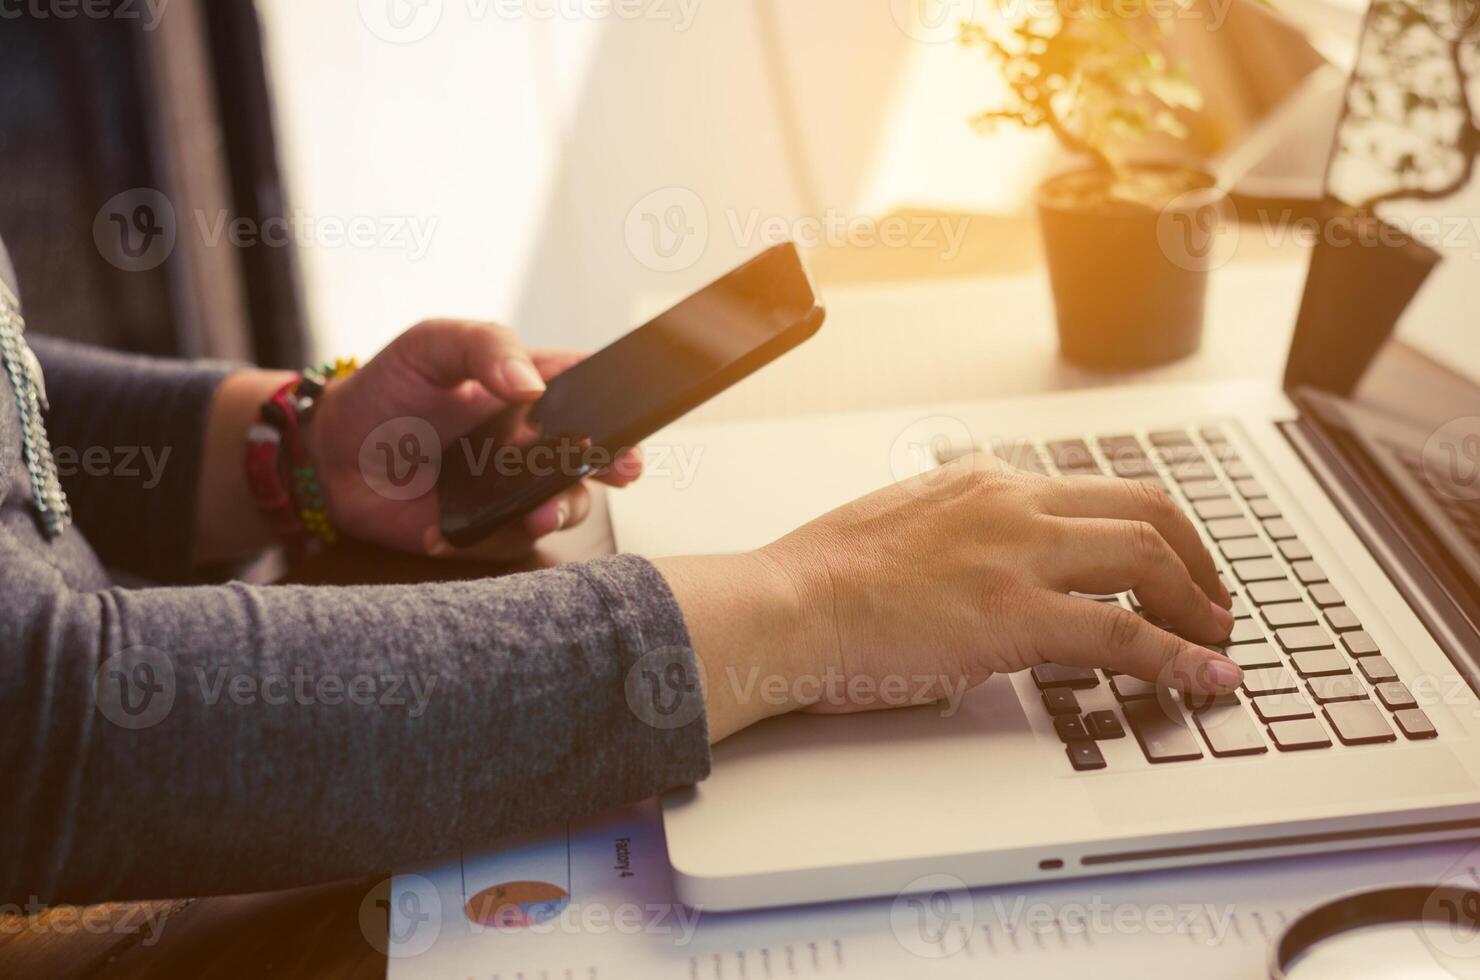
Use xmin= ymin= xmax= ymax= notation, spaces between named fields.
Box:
xmin=464 ymin=880 xmax=571 ymax=928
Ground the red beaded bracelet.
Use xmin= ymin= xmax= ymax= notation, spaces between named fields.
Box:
xmin=244 ymin=359 xmax=357 ymax=558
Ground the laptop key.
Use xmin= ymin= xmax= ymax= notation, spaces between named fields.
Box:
xmin=1357 ymin=657 xmax=1399 ymax=684
xmin=1243 ymin=667 xmax=1299 ymax=696
xmin=1325 ymin=607 xmax=1362 ymax=632
xmin=1291 ymin=650 xmax=1352 ymax=678
xmin=1308 ymin=675 xmax=1368 ymax=704
xmin=1110 ymin=675 xmax=1159 ymax=701
xmin=1342 ymin=632 xmax=1380 ymax=657
xmin=1171 ymin=462 xmax=1217 ymax=482
xmin=1149 ymin=430 xmax=1194 ymax=447
xmin=1221 ymin=539 xmax=1272 ymax=561
xmin=1158 ymin=445 xmax=1205 ymax=464
xmin=1248 ymin=580 xmax=1302 ymax=605
xmin=1269 ymin=718 xmax=1333 ymax=751
xmin=1048 ymin=439 xmax=1098 ymax=473
xmin=1055 ymin=715 xmax=1093 ymax=742
xmin=1308 ymin=583 xmax=1344 ymax=608
xmin=1123 ymin=701 xmax=1204 ymax=763
xmin=1250 ymin=498 xmax=1281 ymax=519
xmin=1042 ymin=689 xmax=1081 ymax=716
xmin=1085 ymin=710 xmax=1126 ymax=740
xmin=1292 ymin=560 xmax=1329 ymax=584
xmin=1262 ymin=518 xmax=1297 ymax=540
xmin=1206 ymin=517 xmax=1257 ymax=540
xmin=1222 ymin=460 xmax=1253 ymax=480
xmin=1032 ymin=663 xmax=1101 ymax=690
xmin=1184 ymin=689 xmax=1241 ymax=713
xmin=1195 ymin=498 xmax=1244 ymax=521
xmin=1376 ymin=682 xmax=1418 ymax=711
xmin=1394 ymin=708 xmax=1437 ymax=740
xmin=1275 ymin=626 xmax=1334 ymax=652
xmin=1195 ymin=703 xmax=1269 ymax=757
xmin=1233 ymin=559 xmax=1287 ymax=583
xmin=1225 ymin=620 xmax=1265 ymax=645
xmin=1067 ymin=741 xmax=1108 ymax=771
xmin=1230 ymin=596 xmax=1252 ymax=619
xmin=1279 ymin=540 xmax=1313 ymax=562
xmin=1181 ymin=480 xmax=1229 ymax=501
xmin=1253 ymin=693 xmax=1315 ymax=722
xmin=1323 ymin=701 xmax=1395 ymax=745
xmin=1228 ymin=643 xmax=1282 ymax=669
xmin=1261 ymin=601 xmax=1318 ymax=629
xmin=1235 ymin=479 xmax=1268 ymax=499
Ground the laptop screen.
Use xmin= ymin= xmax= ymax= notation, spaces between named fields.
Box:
xmin=1283 ymin=0 xmax=1480 ymax=637
xmin=1288 ymin=0 xmax=1480 ymax=408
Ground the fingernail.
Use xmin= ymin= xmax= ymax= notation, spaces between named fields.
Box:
xmin=1206 ymin=658 xmax=1243 ymax=689
xmin=502 ymin=358 xmax=546 ymax=395
xmin=1211 ymin=601 xmax=1235 ymax=632
xmin=554 ymin=504 xmax=568 ymax=531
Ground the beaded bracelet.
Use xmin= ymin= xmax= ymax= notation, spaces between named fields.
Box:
xmin=245 ymin=358 xmax=358 ymax=557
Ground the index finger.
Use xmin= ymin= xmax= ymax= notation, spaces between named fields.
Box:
xmin=1030 ymin=592 xmax=1243 ymax=694
xmin=400 ymin=319 xmax=546 ymax=400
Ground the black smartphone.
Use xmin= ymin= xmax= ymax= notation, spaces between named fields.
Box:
xmin=437 ymin=242 xmax=825 ymax=546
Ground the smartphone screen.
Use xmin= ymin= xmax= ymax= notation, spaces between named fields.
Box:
xmin=438 ymin=243 xmax=824 ymax=546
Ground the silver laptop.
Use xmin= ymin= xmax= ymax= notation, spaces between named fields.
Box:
xmin=630 ymin=0 xmax=1480 ymax=911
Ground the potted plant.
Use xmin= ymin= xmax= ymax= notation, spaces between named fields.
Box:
xmin=962 ymin=2 xmax=1229 ymax=369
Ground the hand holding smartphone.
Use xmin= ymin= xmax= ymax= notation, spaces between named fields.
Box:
xmin=437 ymin=242 xmax=825 ymax=547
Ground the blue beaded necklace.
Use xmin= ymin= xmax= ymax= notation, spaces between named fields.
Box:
xmin=0 ymin=279 xmax=71 ymax=539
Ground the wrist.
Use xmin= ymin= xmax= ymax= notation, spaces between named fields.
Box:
xmin=194 ymin=369 xmax=298 ymax=565
xmin=654 ymin=550 xmax=818 ymax=742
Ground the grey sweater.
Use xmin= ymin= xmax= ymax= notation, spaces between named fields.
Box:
xmin=0 ymin=252 xmax=711 ymax=905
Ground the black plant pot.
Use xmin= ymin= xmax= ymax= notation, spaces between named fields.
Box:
xmin=1037 ymin=166 xmax=1226 ymax=371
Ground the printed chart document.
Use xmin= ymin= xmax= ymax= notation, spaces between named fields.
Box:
xmin=387 ymin=800 xmax=1480 ymax=978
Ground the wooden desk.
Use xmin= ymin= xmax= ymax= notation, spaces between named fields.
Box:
xmin=10 ymin=234 xmax=1468 ymax=978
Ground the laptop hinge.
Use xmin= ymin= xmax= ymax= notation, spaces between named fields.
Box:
xmin=1281 ymin=397 xmax=1480 ymax=697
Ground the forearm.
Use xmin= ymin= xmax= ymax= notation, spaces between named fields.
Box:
xmin=191 ymin=368 xmax=297 ymax=565
xmin=3 ymin=551 xmax=709 ymax=905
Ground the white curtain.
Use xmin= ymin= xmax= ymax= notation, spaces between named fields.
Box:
xmin=255 ymin=0 xmax=1050 ymax=358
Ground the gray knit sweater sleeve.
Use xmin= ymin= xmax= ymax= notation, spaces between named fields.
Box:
xmin=0 ymin=263 xmax=711 ymax=904
xmin=28 ymin=333 xmax=231 ymax=584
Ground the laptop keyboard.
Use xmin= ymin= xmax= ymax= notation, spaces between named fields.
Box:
xmin=986 ymin=425 xmax=1438 ymax=772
